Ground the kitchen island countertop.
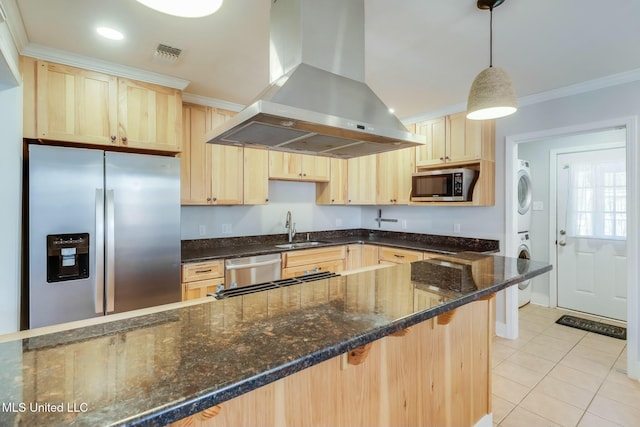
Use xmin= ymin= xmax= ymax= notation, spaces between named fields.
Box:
xmin=0 ymin=253 xmax=550 ymax=426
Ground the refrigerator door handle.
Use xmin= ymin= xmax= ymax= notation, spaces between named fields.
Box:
xmin=106 ymin=189 xmax=116 ymax=313
xmin=95 ymin=189 xmax=105 ymax=314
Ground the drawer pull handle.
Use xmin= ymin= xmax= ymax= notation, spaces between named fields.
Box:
xmin=394 ymin=254 xmax=405 ymax=258
xmin=195 ymin=269 xmax=212 ymax=273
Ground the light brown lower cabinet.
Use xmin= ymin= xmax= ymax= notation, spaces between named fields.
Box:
xmin=181 ymin=260 xmax=224 ymax=301
xmin=281 ymin=246 xmax=346 ymax=278
xmin=169 ymin=294 xmax=494 ymax=427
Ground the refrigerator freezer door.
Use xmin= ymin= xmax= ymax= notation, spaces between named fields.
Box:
xmin=29 ymin=145 xmax=105 ymax=328
xmin=105 ymin=152 xmax=181 ymax=313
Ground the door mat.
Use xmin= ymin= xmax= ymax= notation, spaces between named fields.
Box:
xmin=556 ymin=315 xmax=626 ymax=340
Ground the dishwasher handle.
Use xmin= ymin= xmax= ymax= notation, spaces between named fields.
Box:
xmin=225 ymin=258 xmax=282 ymax=270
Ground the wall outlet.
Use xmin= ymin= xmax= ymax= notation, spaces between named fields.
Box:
xmin=453 ymin=223 xmax=461 ymax=233
xmin=335 ymin=218 xmax=343 ymax=227
xmin=401 ymin=219 xmax=408 ymax=230
xmin=533 ymin=201 xmax=544 ymax=211
xmin=198 ymin=225 xmax=207 ymax=236
xmin=221 ymin=224 xmax=232 ymax=234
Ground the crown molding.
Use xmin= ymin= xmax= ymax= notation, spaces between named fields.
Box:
xmin=0 ymin=0 xmax=28 ymax=52
xmin=182 ymin=93 xmax=244 ymax=112
xmin=402 ymin=68 xmax=640 ymax=125
xmin=22 ymin=43 xmax=191 ymax=90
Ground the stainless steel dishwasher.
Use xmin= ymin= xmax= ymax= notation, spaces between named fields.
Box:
xmin=224 ymin=253 xmax=282 ymax=289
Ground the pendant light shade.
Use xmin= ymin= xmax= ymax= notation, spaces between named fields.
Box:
xmin=467 ymin=66 xmax=517 ymax=120
xmin=466 ymin=0 xmax=517 ymax=120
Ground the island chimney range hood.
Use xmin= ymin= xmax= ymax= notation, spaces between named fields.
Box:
xmin=205 ymin=0 xmax=425 ymax=158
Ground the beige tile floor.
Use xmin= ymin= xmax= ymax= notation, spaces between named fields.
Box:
xmin=492 ymin=304 xmax=640 ymax=427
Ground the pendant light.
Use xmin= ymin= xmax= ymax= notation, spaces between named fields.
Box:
xmin=466 ymin=0 xmax=517 ymax=120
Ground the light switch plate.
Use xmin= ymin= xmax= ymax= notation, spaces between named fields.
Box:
xmin=533 ymin=201 xmax=544 ymax=211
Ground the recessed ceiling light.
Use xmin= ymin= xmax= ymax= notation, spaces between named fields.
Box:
xmin=388 ymin=108 xmax=395 ymax=114
xmin=135 ymin=0 xmax=223 ymax=18
xmin=96 ymin=27 xmax=124 ymax=40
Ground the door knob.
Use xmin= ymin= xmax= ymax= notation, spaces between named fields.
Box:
xmin=559 ymin=241 xmax=567 ymax=246
xmin=559 ymin=230 xmax=566 ymax=235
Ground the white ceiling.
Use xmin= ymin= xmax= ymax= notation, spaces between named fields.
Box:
xmin=11 ymin=0 xmax=640 ymax=120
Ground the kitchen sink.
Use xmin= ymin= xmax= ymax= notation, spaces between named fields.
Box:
xmin=274 ymin=241 xmax=329 ymax=249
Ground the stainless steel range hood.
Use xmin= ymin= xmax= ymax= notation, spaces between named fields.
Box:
xmin=205 ymin=0 xmax=425 ymax=158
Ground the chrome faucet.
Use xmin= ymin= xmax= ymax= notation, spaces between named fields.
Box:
xmin=285 ymin=211 xmax=296 ymax=242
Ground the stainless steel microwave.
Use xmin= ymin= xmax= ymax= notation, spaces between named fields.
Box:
xmin=411 ymin=168 xmax=479 ymax=202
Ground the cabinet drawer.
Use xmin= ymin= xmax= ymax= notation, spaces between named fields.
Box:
xmin=282 ymin=246 xmax=346 ymax=268
xmin=282 ymin=259 xmax=345 ymax=279
xmin=378 ymin=247 xmax=424 ymax=264
xmin=182 ymin=260 xmax=225 ymax=282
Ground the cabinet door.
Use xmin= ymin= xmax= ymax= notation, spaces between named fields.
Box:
xmin=269 ymin=151 xmax=303 ymax=180
xmin=300 ymin=154 xmax=330 ymax=181
xmin=117 ymin=78 xmax=182 ymax=152
xmin=183 ymin=278 xmax=224 ymax=301
xmin=362 ymin=244 xmax=380 ymax=267
xmin=181 ymin=105 xmax=209 ymax=204
xmin=394 ymin=148 xmax=415 ymax=204
xmin=347 ymin=155 xmax=377 ymax=205
xmin=376 ymin=148 xmax=415 ymax=205
xmin=244 ymin=147 xmax=270 ymax=205
xmin=316 ymin=158 xmax=347 ymax=205
xmin=36 ymin=60 xmax=118 ymax=145
xmin=345 ymin=244 xmax=363 ymax=271
xmin=210 ymin=145 xmax=244 ymax=204
xmin=446 ymin=111 xmax=482 ymax=163
xmin=415 ymin=118 xmax=446 ymax=167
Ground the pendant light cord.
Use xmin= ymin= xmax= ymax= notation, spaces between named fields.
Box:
xmin=489 ymin=7 xmax=493 ymax=67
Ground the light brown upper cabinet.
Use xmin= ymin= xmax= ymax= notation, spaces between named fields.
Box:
xmin=376 ymin=147 xmax=415 ymax=205
xmin=182 ymin=104 xmax=240 ymax=205
xmin=269 ymin=152 xmax=330 ymax=182
xmin=31 ymin=59 xmax=118 ymax=146
xmin=117 ymin=78 xmax=182 ymax=152
xmin=24 ymin=57 xmax=182 ymax=153
xmin=316 ymin=158 xmax=347 ymax=205
xmin=181 ymin=104 xmax=268 ymax=206
xmin=243 ymin=147 xmax=270 ymax=205
xmin=415 ymin=112 xmax=494 ymax=167
xmin=347 ymin=154 xmax=377 ymax=205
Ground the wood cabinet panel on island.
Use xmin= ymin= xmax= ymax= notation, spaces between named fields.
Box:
xmin=269 ymin=151 xmax=330 ymax=182
xmin=169 ymin=290 xmax=494 ymax=427
xmin=23 ymin=57 xmax=181 ymax=153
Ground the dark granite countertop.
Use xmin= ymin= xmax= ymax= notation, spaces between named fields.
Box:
xmin=0 ymin=254 xmax=550 ymax=427
xmin=181 ymin=228 xmax=500 ymax=262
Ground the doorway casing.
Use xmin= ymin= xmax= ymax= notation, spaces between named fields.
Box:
xmin=504 ymin=116 xmax=638 ymax=380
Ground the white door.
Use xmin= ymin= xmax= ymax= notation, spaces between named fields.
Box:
xmin=556 ymin=147 xmax=627 ymax=321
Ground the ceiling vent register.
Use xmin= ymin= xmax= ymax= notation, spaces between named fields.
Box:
xmin=154 ymin=44 xmax=182 ymax=64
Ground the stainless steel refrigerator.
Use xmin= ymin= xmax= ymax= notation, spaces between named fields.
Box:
xmin=28 ymin=145 xmax=181 ymax=328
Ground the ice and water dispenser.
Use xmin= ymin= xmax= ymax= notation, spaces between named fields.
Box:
xmin=46 ymin=233 xmax=90 ymax=282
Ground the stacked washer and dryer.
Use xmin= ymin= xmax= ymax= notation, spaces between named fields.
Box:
xmin=516 ymin=160 xmax=533 ymax=307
